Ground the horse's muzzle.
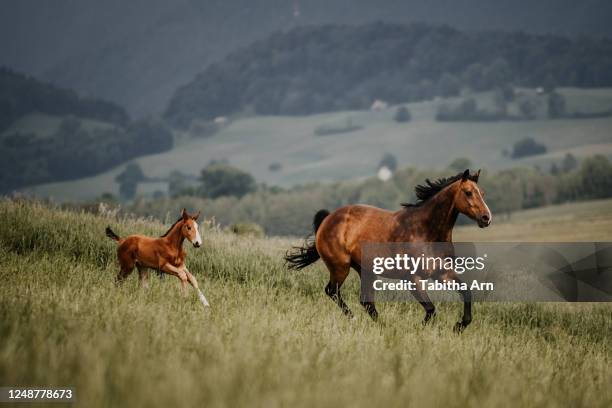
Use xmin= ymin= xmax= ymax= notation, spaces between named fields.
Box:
xmin=478 ymin=214 xmax=491 ymax=228
xmin=193 ymin=242 xmax=201 ymax=248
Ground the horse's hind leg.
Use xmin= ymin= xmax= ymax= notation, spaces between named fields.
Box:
xmin=351 ymin=261 xmax=378 ymax=321
xmin=410 ymin=282 xmax=436 ymax=325
xmin=137 ymin=265 xmax=150 ymax=288
xmin=116 ymin=264 xmax=134 ymax=285
xmin=115 ymin=248 xmax=135 ymax=285
xmin=323 ymin=261 xmax=353 ymax=319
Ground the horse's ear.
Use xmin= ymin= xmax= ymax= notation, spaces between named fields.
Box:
xmin=181 ymin=208 xmax=189 ymax=220
xmin=474 ymin=169 xmax=481 ymax=182
xmin=192 ymin=211 xmax=200 ymax=220
xmin=461 ymin=169 xmax=470 ymax=181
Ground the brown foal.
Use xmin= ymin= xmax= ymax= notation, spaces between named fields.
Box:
xmin=285 ymin=169 xmax=491 ymax=331
xmin=106 ymin=209 xmax=209 ymax=307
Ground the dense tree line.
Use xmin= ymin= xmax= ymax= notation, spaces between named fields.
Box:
xmin=129 ymin=156 xmax=612 ymax=236
xmin=0 ymin=67 xmax=129 ymax=132
xmin=165 ymin=23 xmax=612 ymax=128
xmin=0 ymin=117 xmax=172 ymax=192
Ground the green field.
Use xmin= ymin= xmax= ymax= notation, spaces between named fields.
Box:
xmin=24 ymin=87 xmax=612 ymax=201
xmin=455 ymin=198 xmax=612 ymax=242
xmin=0 ymin=200 xmax=610 ymax=407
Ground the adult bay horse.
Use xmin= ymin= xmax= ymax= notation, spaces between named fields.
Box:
xmin=105 ymin=209 xmax=209 ymax=308
xmin=285 ymin=169 xmax=491 ymax=331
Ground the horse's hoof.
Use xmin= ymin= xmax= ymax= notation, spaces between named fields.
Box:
xmin=422 ymin=311 xmax=436 ymax=326
xmin=453 ymin=321 xmax=466 ymax=333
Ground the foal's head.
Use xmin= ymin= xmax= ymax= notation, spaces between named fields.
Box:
xmin=179 ymin=209 xmax=202 ymax=247
xmin=453 ymin=169 xmax=492 ymax=228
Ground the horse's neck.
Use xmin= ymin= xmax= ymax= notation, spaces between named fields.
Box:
xmin=163 ymin=221 xmax=185 ymax=249
xmin=422 ymin=185 xmax=459 ymax=241
xmin=403 ymin=184 xmax=458 ymax=241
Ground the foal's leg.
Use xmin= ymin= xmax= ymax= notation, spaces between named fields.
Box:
xmin=115 ymin=253 xmax=135 ymax=285
xmin=160 ymin=263 xmax=189 ymax=296
xmin=183 ymin=268 xmax=210 ymax=307
xmin=137 ymin=265 xmax=150 ymax=288
xmin=410 ymin=280 xmax=436 ymax=325
xmin=351 ymin=262 xmax=378 ymax=321
xmin=323 ymin=260 xmax=353 ymax=318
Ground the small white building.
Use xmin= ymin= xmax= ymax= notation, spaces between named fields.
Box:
xmin=377 ymin=166 xmax=393 ymax=182
xmin=370 ymin=99 xmax=388 ymax=111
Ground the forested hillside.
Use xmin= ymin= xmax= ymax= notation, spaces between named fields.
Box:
xmin=2 ymin=0 xmax=611 ymax=115
xmin=0 ymin=68 xmax=173 ymax=192
xmin=0 ymin=67 xmax=128 ymax=132
xmin=166 ymin=23 xmax=612 ymax=127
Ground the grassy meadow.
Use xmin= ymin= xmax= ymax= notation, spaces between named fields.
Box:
xmin=25 ymin=87 xmax=612 ymax=201
xmin=0 ymin=199 xmax=611 ymax=407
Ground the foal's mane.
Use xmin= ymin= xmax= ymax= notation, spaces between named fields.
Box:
xmin=401 ymin=172 xmax=479 ymax=208
xmin=160 ymin=216 xmax=184 ymax=237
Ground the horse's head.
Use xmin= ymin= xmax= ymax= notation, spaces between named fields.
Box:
xmin=453 ymin=169 xmax=492 ymax=228
xmin=180 ymin=209 xmax=202 ymax=247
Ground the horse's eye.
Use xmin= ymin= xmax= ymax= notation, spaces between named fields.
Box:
xmin=187 ymin=226 xmax=192 ymax=230
xmin=465 ymin=191 xmax=473 ymax=197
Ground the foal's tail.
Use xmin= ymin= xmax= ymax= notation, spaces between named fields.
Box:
xmin=284 ymin=209 xmax=330 ymax=270
xmin=105 ymin=226 xmax=121 ymax=242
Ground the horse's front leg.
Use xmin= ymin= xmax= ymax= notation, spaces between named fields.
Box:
xmin=443 ymin=272 xmax=472 ymax=333
xmin=160 ymin=263 xmax=189 ymax=296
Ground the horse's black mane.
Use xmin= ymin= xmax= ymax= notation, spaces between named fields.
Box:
xmin=160 ymin=216 xmax=183 ymax=237
xmin=401 ymin=172 xmax=479 ymax=208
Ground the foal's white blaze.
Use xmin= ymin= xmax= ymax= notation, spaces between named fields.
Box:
xmin=193 ymin=222 xmax=202 ymax=246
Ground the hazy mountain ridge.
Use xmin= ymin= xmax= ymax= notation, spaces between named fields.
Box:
xmin=1 ymin=0 xmax=611 ymax=116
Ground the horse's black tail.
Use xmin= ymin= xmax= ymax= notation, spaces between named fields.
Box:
xmin=284 ymin=209 xmax=330 ymax=270
xmin=105 ymin=226 xmax=121 ymax=242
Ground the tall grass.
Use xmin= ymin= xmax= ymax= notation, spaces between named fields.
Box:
xmin=0 ymin=200 xmax=610 ymax=407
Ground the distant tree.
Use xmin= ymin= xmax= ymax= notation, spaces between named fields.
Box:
xmin=115 ymin=162 xmax=146 ymax=200
xmin=437 ymin=73 xmax=461 ymax=97
xmin=462 ymin=63 xmax=486 ymax=91
xmin=547 ymin=91 xmax=567 ymax=118
xmin=393 ymin=106 xmax=411 ymax=123
xmin=561 ymin=153 xmax=578 ymax=173
xmin=448 ymin=158 xmax=473 ymax=172
xmin=550 ymin=162 xmax=560 ymax=175
xmin=268 ymin=162 xmax=282 ymax=172
xmin=543 ymin=75 xmax=557 ymax=93
xmin=579 ymin=155 xmax=612 ymax=198
xmin=484 ymin=58 xmax=513 ymax=89
xmin=168 ymin=170 xmax=191 ymax=197
xmin=378 ymin=153 xmax=398 ymax=172
xmin=493 ymin=88 xmax=508 ymax=115
xmin=518 ymin=98 xmax=537 ymax=119
xmin=458 ymin=98 xmax=477 ymax=116
xmin=511 ymin=138 xmax=547 ymax=159
xmin=199 ymin=163 xmax=256 ymax=199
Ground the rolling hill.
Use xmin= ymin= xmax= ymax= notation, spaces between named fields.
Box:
xmin=0 ymin=68 xmax=173 ymax=192
xmin=25 ymin=87 xmax=612 ymax=202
